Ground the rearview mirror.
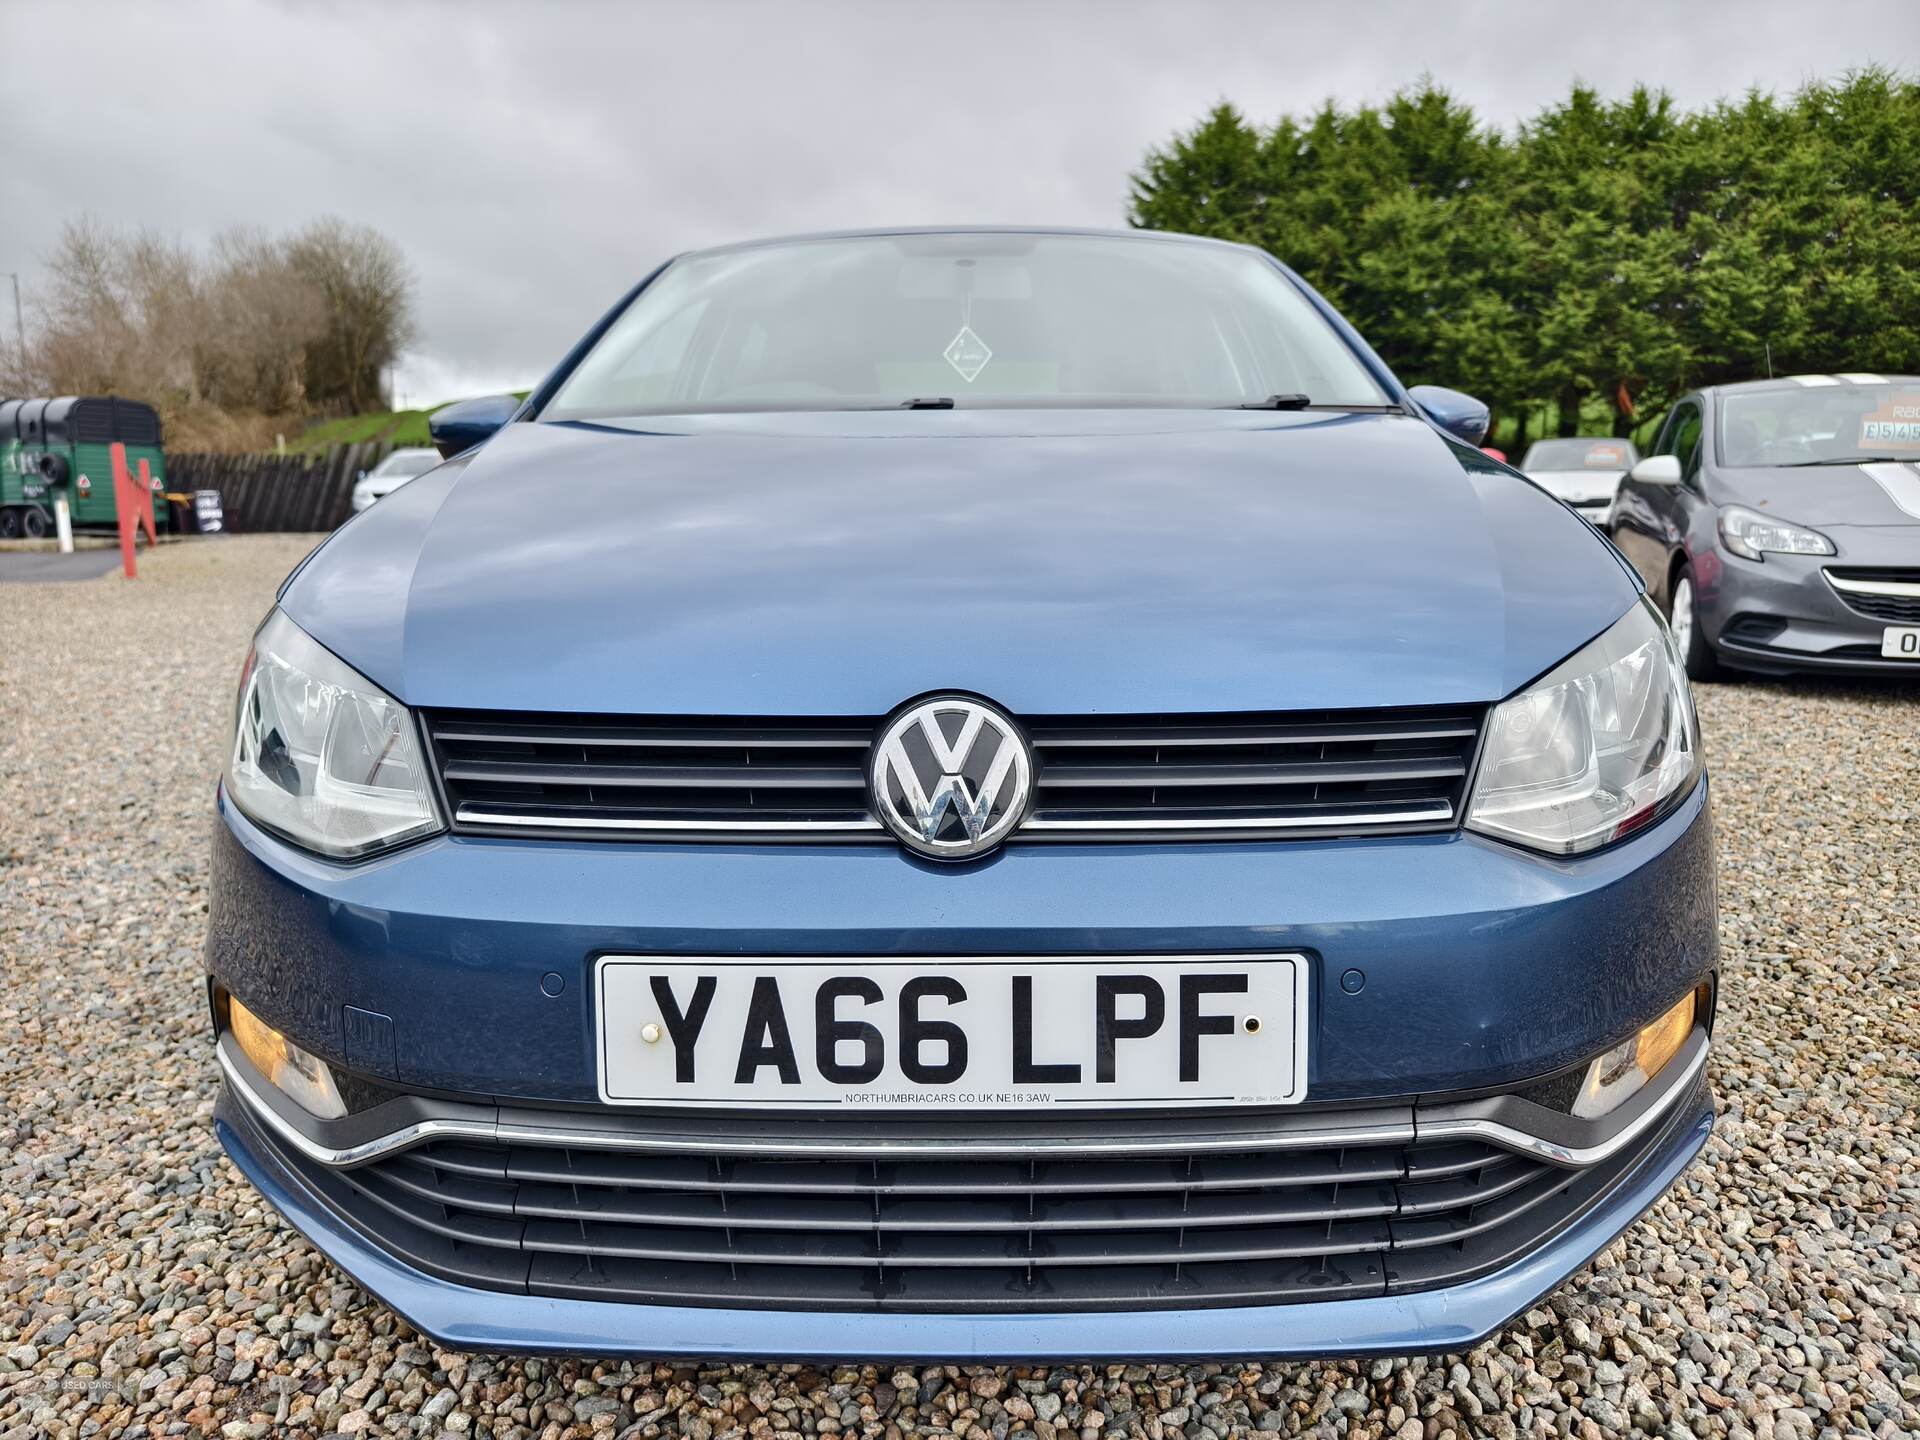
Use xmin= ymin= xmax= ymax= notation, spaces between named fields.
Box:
xmin=430 ymin=393 xmax=521 ymax=459
xmin=1629 ymin=455 xmax=1683 ymax=486
xmin=1408 ymin=385 xmax=1490 ymax=447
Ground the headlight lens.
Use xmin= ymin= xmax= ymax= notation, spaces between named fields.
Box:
xmin=1467 ymin=599 xmax=1699 ymax=855
xmin=1717 ymin=505 xmax=1835 ymax=560
xmin=226 ymin=609 xmax=442 ymax=858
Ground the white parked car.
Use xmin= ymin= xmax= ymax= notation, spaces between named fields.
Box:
xmin=350 ymin=448 xmax=442 ymax=513
xmin=1519 ymin=437 xmax=1639 ymax=527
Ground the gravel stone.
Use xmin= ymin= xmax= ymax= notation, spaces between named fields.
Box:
xmin=2 ymin=535 xmax=1918 ymax=1440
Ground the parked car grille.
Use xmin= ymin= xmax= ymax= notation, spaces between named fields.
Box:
xmin=233 ymin=1108 xmax=1656 ymax=1311
xmin=1824 ymin=568 xmax=1920 ymax=625
xmin=425 ymin=705 xmax=1484 ymax=844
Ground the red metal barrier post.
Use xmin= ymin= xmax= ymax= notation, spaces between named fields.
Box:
xmin=111 ymin=442 xmax=159 ymax=579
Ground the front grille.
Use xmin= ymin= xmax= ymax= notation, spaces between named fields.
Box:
xmin=426 ymin=712 xmax=881 ymax=837
xmin=1824 ymin=568 xmax=1920 ymax=625
xmin=240 ymin=1117 xmax=1637 ymax=1311
xmin=1022 ymin=708 xmax=1481 ymax=840
xmin=427 ymin=704 xmax=1484 ymax=844
xmin=1831 ymin=592 xmax=1920 ymax=624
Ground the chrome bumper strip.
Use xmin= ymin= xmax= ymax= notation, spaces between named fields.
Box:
xmin=1417 ymin=1039 xmax=1710 ymax=1167
xmin=218 ymin=1038 xmax=1412 ymax=1165
xmin=220 ymin=1029 xmax=1709 ymax=1174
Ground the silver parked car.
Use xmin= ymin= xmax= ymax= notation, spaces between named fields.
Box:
xmin=1611 ymin=375 xmax=1920 ymax=679
xmin=350 ymin=447 xmax=441 ymax=513
xmin=1519 ymin=437 xmax=1639 ymax=526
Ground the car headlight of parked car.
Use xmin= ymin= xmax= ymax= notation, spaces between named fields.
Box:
xmin=1717 ymin=504 xmax=1835 ymax=560
xmin=1466 ymin=598 xmax=1699 ymax=856
xmin=226 ymin=609 xmax=443 ymax=858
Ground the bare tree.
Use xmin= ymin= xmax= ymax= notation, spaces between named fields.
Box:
xmin=196 ymin=228 xmax=325 ymax=412
xmin=33 ymin=218 xmax=200 ymax=403
xmin=15 ymin=215 xmax=418 ymax=450
xmin=285 ymin=217 xmax=416 ymax=414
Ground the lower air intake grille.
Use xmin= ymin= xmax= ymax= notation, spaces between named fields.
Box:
xmin=228 ymin=1105 xmax=1688 ymax=1312
xmin=426 ymin=704 xmax=1484 ymax=844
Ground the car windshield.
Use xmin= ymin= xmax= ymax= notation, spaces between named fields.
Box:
xmin=542 ymin=232 xmax=1390 ymax=418
xmin=1721 ymin=381 xmax=1920 ymax=467
xmin=374 ymin=451 xmax=438 ymax=477
xmin=1521 ymin=438 xmax=1637 ymax=471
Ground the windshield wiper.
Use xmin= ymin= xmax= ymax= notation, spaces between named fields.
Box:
xmin=1779 ymin=455 xmax=1891 ymax=467
xmin=1228 ymin=395 xmax=1405 ymax=413
xmin=899 ymin=396 xmax=955 ymax=409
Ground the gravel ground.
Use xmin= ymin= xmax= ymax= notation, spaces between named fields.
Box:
xmin=2 ymin=534 xmax=1917 ymax=1440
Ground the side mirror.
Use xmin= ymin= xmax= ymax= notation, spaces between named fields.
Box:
xmin=1629 ymin=454 xmax=1683 ymax=486
xmin=1408 ymin=385 xmax=1490 ymax=447
xmin=430 ymin=393 xmax=521 ymax=459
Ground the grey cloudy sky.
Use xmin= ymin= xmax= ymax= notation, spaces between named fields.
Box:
xmin=4 ymin=0 xmax=1915 ymax=405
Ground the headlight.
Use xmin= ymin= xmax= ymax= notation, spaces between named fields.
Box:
xmin=226 ymin=609 xmax=442 ymax=858
xmin=1467 ymin=599 xmax=1699 ymax=855
xmin=1717 ymin=505 xmax=1834 ymax=560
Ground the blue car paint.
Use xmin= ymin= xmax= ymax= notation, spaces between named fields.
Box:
xmin=216 ymin=1095 xmax=1713 ymax=1360
xmin=281 ymin=411 xmax=1637 ymax=716
xmin=207 ymin=778 xmax=1713 ymax=1104
xmin=211 ymin=227 xmax=1714 ymax=1357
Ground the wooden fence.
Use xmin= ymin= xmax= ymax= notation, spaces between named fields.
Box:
xmin=165 ymin=441 xmax=401 ymax=532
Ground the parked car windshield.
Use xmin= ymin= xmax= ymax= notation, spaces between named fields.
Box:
xmin=542 ymin=233 xmax=1390 ymax=418
xmin=1521 ymin=438 xmax=1637 ymax=471
xmin=1721 ymin=382 xmax=1920 ymax=467
xmin=373 ymin=450 xmax=439 ymax=477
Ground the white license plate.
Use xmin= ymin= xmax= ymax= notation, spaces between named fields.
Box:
xmin=595 ymin=955 xmax=1308 ymax=1109
xmin=1883 ymin=626 xmax=1920 ymax=659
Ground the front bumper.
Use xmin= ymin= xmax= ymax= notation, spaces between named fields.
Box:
xmin=1701 ymin=539 xmax=1920 ymax=676
xmin=208 ymin=775 xmax=1717 ymax=1354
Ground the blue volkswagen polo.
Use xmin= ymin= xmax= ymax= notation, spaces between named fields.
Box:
xmin=206 ymin=228 xmax=1716 ymax=1360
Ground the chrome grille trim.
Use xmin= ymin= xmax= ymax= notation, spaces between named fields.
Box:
xmin=1024 ymin=802 xmax=1453 ymax=831
xmin=1825 ymin=571 xmax=1920 ymax=597
xmin=427 ymin=703 xmax=1485 ymax=844
xmin=455 ymin=807 xmax=883 ymax=832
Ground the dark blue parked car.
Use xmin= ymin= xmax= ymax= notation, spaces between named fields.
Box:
xmin=206 ymin=228 xmax=1716 ymax=1361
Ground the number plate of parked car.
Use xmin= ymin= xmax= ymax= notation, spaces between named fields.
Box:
xmin=595 ymin=955 xmax=1309 ymax=1108
xmin=1883 ymin=627 xmax=1920 ymax=659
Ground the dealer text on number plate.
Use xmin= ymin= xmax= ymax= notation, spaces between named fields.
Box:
xmin=595 ymin=955 xmax=1309 ymax=1108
